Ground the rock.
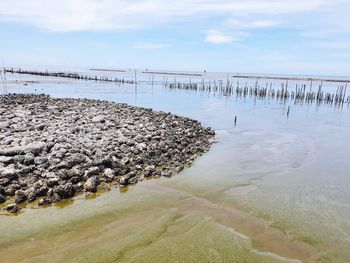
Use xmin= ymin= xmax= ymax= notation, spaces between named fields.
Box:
xmin=38 ymin=197 xmax=52 ymax=206
xmin=55 ymin=161 xmax=69 ymax=170
xmin=51 ymin=194 xmax=62 ymax=203
xmin=0 ymin=186 xmax=5 ymax=195
xmin=121 ymin=157 xmax=130 ymax=165
xmin=104 ymin=168 xmax=115 ymax=179
xmin=92 ymin=116 xmax=105 ymax=123
xmin=84 ymin=166 xmax=100 ymax=178
xmin=103 ymin=168 xmax=115 ymax=182
xmin=99 ymin=157 xmax=113 ymax=168
xmin=18 ymin=163 xmax=35 ymax=173
xmin=15 ymin=190 xmax=27 ymax=204
xmin=36 ymin=124 xmax=45 ymax=131
xmin=34 ymin=185 xmax=48 ymax=197
xmin=70 ymin=176 xmax=81 ymax=184
xmin=0 ymin=142 xmax=46 ymax=156
xmin=34 ymin=156 xmax=48 ymax=165
xmin=23 ymin=153 xmax=35 ymax=165
xmin=0 ymin=194 xmax=6 ymax=203
xmin=100 ymin=184 xmax=111 ymax=191
xmin=54 ymin=183 xmax=75 ymax=199
xmin=5 ymin=183 xmax=20 ymax=195
xmin=0 ymin=178 xmax=11 ymax=187
xmin=128 ymin=177 xmax=139 ymax=184
xmin=47 ymin=188 xmax=54 ymax=197
xmin=0 ymin=156 xmax=13 ymax=165
xmin=119 ymin=176 xmax=128 ymax=186
xmin=0 ymin=94 xmax=215 ymax=208
xmin=0 ymin=121 xmax=10 ymax=129
xmin=136 ymin=143 xmax=147 ymax=151
xmin=26 ymin=189 xmax=36 ymax=202
xmin=4 ymin=204 xmax=21 ymax=213
xmin=84 ymin=176 xmax=99 ymax=193
xmin=144 ymin=165 xmax=156 ymax=177
xmin=85 ymin=192 xmax=95 ymax=198
xmin=135 ymin=134 xmax=143 ymax=142
xmin=175 ymin=165 xmax=184 ymax=173
xmin=161 ymin=170 xmax=172 ymax=177
xmin=47 ymin=177 xmax=59 ymax=187
xmin=0 ymin=167 xmax=18 ymax=180
xmin=67 ymin=153 xmax=86 ymax=166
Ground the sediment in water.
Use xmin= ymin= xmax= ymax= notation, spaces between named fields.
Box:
xmin=0 ymin=94 xmax=215 ymax=213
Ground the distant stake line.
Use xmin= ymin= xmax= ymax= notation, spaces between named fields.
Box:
xmin=4 ymin=67 xmax=350 ymax=107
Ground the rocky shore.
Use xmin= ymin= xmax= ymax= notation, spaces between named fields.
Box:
xmin=0 ymin=94 xmax=215 ymax=213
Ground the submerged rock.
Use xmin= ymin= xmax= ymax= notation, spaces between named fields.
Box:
xmin=4 ymin=204 xmax=21 ymax=213
xmin=38 ymin=197 xmax=52 ymax=206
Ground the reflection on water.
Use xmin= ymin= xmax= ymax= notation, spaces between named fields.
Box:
xmin=0 ymin=71 xmax=349 ymax=262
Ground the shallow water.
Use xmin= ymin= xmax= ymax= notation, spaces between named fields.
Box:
xmin=1 ymin=71 xmax=350 ymax=262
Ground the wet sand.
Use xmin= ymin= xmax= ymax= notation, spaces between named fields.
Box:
xmin=0 ymin=179 xmax=319 ymax=263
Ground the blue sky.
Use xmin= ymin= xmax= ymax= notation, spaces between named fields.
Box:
xmin=0 ymin=0 xmax=350 ymax=76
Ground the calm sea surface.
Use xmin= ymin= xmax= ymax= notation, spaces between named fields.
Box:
xmin=0 ymin=69 xmax=349 ymax=263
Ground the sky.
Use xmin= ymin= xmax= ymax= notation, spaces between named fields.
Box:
xmin=0 ymin=0 xmax=350 ymax=76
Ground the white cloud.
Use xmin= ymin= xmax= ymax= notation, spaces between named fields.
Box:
xmin=0 ymin=0 xmax=345 ymax=32
xmin=204 ymin=30 xmax=248 ymax=44
xmin=205 ymin=30 xmax=233 ymax=44
xmin=314 ymin=41 xmax=350 ymax=49
xmin=226 ymin=18 xmax=280 ymax=29
xmin=133 ymin=43 xmax=167 ymax=49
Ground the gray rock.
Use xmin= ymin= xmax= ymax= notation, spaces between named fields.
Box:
xmin=47 ymin=188 xmax=54 ymax=197
xmin=38 ymin=197 xmax=52 ymax=206
xmin=0 ymin=194 xmax=6 ymax=203
xmin=103 ymin=168 xmax=115 ymax=181
xmin=92 ymin=116 xmax=105 ymax=123
xmin=0 ymin=167 xmax=17 ymax=179
xmin=0 ymin=156 xmax=13 ymax=165
xmin=36 ymin=124 xmax=45 ymax=131
xmin=54 ymin=183 xmax=75 ymax=199
xmin=161 ymin=170 xmax=172 ymax=177
xmin=84 ymin=176 xmax=99 ymax=193
xmin=100 ymin=184 xmax=111 ymax=191
xmin=5 ymin=183 xmax=20 ymax=195
xmin=26 ymin=189 xmax=36 ymax=202
xmin=4 ymin=204 xmax=21 ymax=213
xmin=15 ymin=190 xmax=27 ymax=204
xmin=144 ymin=165 xmax=156 ymax=177
xmin=47 ymin=177 xmax=59 ymax=187
xmin=34 ymin=156 xmax=48 ymax=165
xmin=84 ymin=166 xmax=100 ymax=178
xmin=0 ymin=186 xmax=5 ymax=195
xmin=0 ymin=94 xmax=215 ymax=208
xmin=0 ymin=121 xmax=10 ymax=129
xmin=23 ymin=153 xmax=35 ymax=165
xmin=0 ymin=177 xmax=11 ymax=187
xmin=34 ymin=184 xmax=48 ymax=197
xmin=0 ymin=142 xmax=46 ymax=156
xmin=67 ymin=153 xmax=86 ymax=166
xmin=119 ymin=176 xmax=128 ymax=186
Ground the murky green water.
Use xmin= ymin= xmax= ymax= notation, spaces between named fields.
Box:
xmin=1 ymin=71 xmax=349 ymax=262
